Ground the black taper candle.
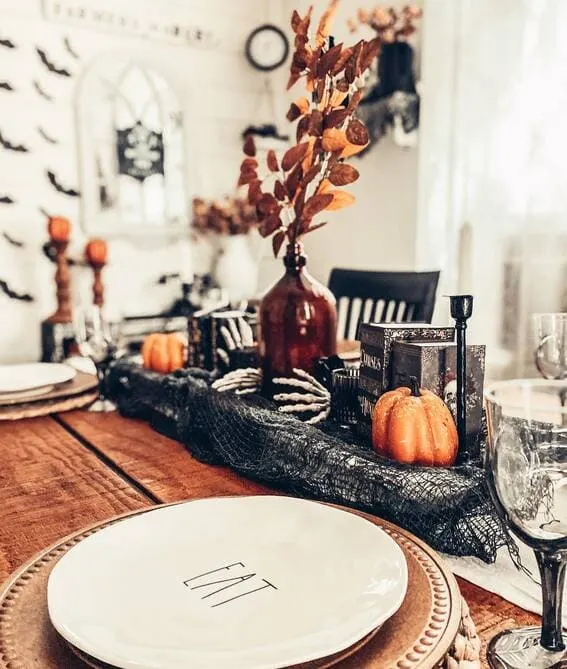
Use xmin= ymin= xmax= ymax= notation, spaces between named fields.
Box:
xmin=449 ymin=295 xmax=474 ymax=463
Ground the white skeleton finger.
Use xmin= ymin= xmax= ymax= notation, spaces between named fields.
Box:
xmin=216 ymin=348 xmax=230 ymax=366
xmin=278 ymin=403 xmax=328 ymax=413
xmin=274 ymin=392 xmax=328 ymax=404
xmin=305 ymin=408 xmax=330 ymax=424
xmin=272 ymin=377 xmax=328 ymax=396
xmin=220 ymin=325 xmax=236 ymax=351
xmin=238 ymin=317 xmax=254 ymax=347
xmin=236 ymin=387 xmax=258 ymax=395
xmin=227 ymin=318 xmax=242 ymax=348
xmin=291 ymin=368 xmax=328 ymax=394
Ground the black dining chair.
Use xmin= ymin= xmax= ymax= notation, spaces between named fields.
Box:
xmin=328 ymin=268 xmax=440 ymax=340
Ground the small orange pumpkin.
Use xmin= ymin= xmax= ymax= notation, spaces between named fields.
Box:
xmin=85 ymin=238 xmax=108 ymax=265
xmin=142 ymin=333 xmax=184 ymax=374
xmin=371 ymin=377 xmax=458 ymax=467
xmin=47 ymin=216 xmax=71 ymax=242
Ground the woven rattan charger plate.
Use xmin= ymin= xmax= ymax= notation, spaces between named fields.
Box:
xmin=0 ymin=502 xmax=480 ymax=669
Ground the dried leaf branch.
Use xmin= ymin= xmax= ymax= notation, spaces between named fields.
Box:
xmin=238 ymin=0 xmax=377 ymax=258
xmin=347 ymin=5 xmax=422 ymax=43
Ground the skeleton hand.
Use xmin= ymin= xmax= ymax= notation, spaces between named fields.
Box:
xmin=216 ymin=316 xmax=255 ymax=368
xmin=273 ymin=369 xmax=331 ymax=425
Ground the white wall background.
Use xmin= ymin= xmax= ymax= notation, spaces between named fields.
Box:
xmin=0 ymin=0 xmax=276 ymax=362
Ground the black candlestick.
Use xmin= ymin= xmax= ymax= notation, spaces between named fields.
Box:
xmin=449 ymin=295 xmax=474 ymax=463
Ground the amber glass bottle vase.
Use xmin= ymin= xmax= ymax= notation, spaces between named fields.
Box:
xmin=260 ymin=243 xmax=337 ymax=394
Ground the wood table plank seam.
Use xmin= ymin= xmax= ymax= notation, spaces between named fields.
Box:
xmin=52 ymin=415 xmax=161 ymax=505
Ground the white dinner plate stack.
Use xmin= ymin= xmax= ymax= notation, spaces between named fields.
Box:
xmin=0 ymin=363 xmax=77 ymax=403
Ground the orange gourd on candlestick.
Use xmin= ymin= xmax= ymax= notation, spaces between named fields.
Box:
xmin=47 ymin=216 xmax=71 ymax=243
xmin=85 ymin=238 xmax=108 ymax=265
xmin=142 ymin=334 xmax=184 ymax=374
xmin=371 ymin=377 xmax=458 ymax=467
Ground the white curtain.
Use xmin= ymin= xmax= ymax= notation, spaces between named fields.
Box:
xmin=417 ymin=0 xmax=567 ymax=377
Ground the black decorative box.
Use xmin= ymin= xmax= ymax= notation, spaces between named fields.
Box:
xmin=357 ymin=323 xmax=455 ymax=435
xmin=391 ymin=342 xmax=486 ymax=458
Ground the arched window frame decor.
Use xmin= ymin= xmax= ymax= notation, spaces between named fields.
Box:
xmin=76 ymin=53 xmax=191 ymax=239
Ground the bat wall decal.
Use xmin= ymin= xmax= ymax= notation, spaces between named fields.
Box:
xmin=38 ymin=126 xmax=58 ymax=144
xmin=0 ymin=38 xmax=16 ymax=49
xmin=0 ymin=195 xmax=16 ymax=204
xmin=0 ymin=280 xmax=34 ymax=302
xmin=64 ymin=37 xmax=79 ymax=59
xmin=0 ymin=129 xmax=29 ymax=152
xmin=2 ymin=232 xmax=24 ymax=247
xmin=36 ymin=48 xmax=71 ymax=77
xmin=0 ymin=82 xmax=14 ymax=92
xmin=46 ymin=170 xmax=80 ymax=197
xmin=33 ymin=80 xmax=53 ymax=100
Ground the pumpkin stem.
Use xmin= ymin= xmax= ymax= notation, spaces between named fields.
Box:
xmin=409 ymin=376 xmax=421 ymax=397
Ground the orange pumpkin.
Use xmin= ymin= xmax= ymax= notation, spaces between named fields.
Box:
xmin=371 ymin=377 xmax=458 ymax=467
xmin=85 ymin=238 xmax=108 ymax=265
xmin=47 ymin=216 xmax=71 ymax=242
xmin=142 ymin=333 xmax=184 ymax=374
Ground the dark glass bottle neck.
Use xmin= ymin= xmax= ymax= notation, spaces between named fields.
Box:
xmin=283 ymin=243 xmax=307 ymax=273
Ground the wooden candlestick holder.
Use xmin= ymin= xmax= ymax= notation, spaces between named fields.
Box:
xmin=88 ymin=261 xmax=105 ymax=308
xmin=47 ymin=240 xmax=72 ymax=324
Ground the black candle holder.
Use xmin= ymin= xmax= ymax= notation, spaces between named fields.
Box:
xmin=449 ymin=295 xmax=474 ymax=464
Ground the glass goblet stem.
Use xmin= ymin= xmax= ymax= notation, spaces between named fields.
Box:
xmin=94 ymin=361 xmax=108 ymax=402
xmin=536 ymin=550 xmax=567 ymax=651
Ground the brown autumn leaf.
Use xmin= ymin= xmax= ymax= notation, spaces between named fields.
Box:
xmin=267 ymin=150 xmax=279 ymax=173
xmin=325 ymin=189 xmax=356 ymax=211
xmin=303 ymin=220 xmax=328 ymax=235
xmin=360 ymin=37 xmax=382 ymax=72
xmin=243 ymin=135 xmax=256 ymax=157
xmin=346 ymin=118 xmax=369 ymax=145
xmin=329 ymin=163 xmax=360 ymax=187
xmin=316 ymin=42 xmax=343 ymax=77
xmin=248 ymin=180 xmax=262 ymax=205
xmin=281 ymin=141 xmax=310 ymax=172
xmin=352 ymin=39 xmax=365 ymax=77
xmin=292 ymin=46 xmax=310 ymax=71
xmin=291 ymin=9 xmax=301 ymax=32
xmin=315 ymin=78 xmax=326 ymax=105
xmin=259 ymin=213 xmax=282 ymax=238
xmin=316 ymin=0 xmax=339 ymax=47
xmin=332 ymin=47 xmax=353 ymax=75
xmin=296 ymin=115 xmax=310 ymax=143
xmin=308 ymin=110 xmax=323 ymax=137
xmin=301 ymin=138 xmax=316 ymax=173
xmin=324 ymin=107 xmax=349 ymax=129
xmin=286 ymin=102 xmax=302 ymax=122
xmin=241 ymin=157 xmax=258 ymax=171
xmin=285 ymin=162 xmax=303 ymax=195
xmin=321 ymin=128 xmax=348 ymax=152
xmin=272 ymin=230 xmax=286 ymax=257
xmin=274 ymin=180 xmax=287 ymax=201
xmin=340 ymin=141 xmax=369 ymax=158
xmin=345 ymin=61 xmax=356 ymax=84
xmin=238 ymin=170 xmax=258 ymax=186
xmin=347 ymin=89 xmax=364 ymax=113
xmin=257 ymin=193 xmax=280 ymax=216
xmin=303 ymin=193 xmax=334 ymax=219
xmin=287 ymin=71 xmax=301 ymax=90
xmin=336 ymin=78 xmax=350 ymax=93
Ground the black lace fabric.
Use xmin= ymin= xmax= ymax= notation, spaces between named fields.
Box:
xmin=107 ymin=361 xmax=512 ymax=563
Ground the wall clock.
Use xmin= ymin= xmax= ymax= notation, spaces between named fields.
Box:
xmin=245 ymin=24 xmax=289 ymax=72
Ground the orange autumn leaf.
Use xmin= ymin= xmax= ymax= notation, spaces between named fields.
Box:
xmin=316 ymin=0 xmax=340 ymax=47
xmin=340 ymin=141 xmax=369 ymax=158
xmin=329 ymin=89 xmax=348 ymax=107
xmin=301 ymin=137 xmax=316 ymax=173
xmin=321 ymin=128 xmax=348 ymax=152
xmin=325 ymin=189 xmax=356 ymax=211
xmin=318 ymin=178 xmax=333 ymax=194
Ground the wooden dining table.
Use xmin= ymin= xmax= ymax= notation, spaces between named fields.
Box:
xmin=0 ymin=411 xmax=538 ymax=668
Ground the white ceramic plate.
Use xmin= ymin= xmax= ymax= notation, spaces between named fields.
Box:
xmin=0 ymin=385 xmax=55 ymax=402
xmin=0 ymin=363 xmax=76 ymax=394
xmin=48 ymin=496 xmax=407 ymax=669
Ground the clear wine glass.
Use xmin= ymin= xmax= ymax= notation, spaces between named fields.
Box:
xmin=485 ymin=379 xmax=567 ymax=668
xmin=74 ymin=306 xmax=123 ymax=412
xmin=533 ymin=313 xmax=567 ymax=380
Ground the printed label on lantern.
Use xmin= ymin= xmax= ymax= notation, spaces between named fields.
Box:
xmin=183 ymin=562 xmax=278 ymax=608
xmin=360 ymin=349 xmax=382 ymax=372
